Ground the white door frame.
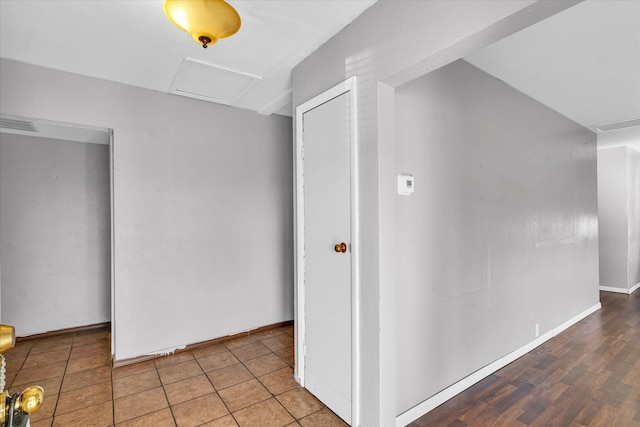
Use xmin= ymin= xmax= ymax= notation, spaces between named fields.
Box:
xmin=294 ymin=76 xmax=360 ymax=425
xmin=109 ymin=129 xmax=116 ymax=359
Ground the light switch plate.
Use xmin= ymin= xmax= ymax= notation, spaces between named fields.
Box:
xmin=398 ymin=174 xmax=414 ymax=195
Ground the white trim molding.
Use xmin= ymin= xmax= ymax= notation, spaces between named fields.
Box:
xmin=600 ymin=285 xmax=638 ymax=295
xmin=395 ymin=302 xmax=602 ymax=427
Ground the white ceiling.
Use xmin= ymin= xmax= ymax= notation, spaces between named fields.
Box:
xmin=466 ymin=0 xmax=640 ymax=151
xmin=0 ymin=0 xmax=377 ymax=117
xmin=0 ymin=0 xmax=638 ymax=153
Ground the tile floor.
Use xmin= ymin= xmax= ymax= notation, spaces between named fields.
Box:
xmin=4 ymin=324 xmax=348 ymax=426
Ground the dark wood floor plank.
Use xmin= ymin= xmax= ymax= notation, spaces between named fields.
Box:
xmin=409 ymin=291 xmax=640 ymax=426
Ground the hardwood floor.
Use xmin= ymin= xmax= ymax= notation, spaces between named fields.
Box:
xmin=409 ymin=291 xmax=640 ymax=426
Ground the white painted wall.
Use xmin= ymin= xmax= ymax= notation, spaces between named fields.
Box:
xmin=597 ymin=146 xmax=640 ymax=292
xmin=395 ymin=59 xmax=599 ymax=414
xmin=0 ymin=58 xmax=293 ymax=360
xmin=598 ymin=147 xmax=629 ymax=290
xmin=628 ymin=148 xmax=640 ymax=289
xmin=0 ymin=134 xmax=110 ymax=335
xmin=292 ymin=1 xmax=582 ymax=424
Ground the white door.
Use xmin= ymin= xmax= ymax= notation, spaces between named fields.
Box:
xmin=302 ymin=91 xmax=352 ymax=424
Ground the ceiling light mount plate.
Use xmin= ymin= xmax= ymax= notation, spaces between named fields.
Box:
xmin=164 ymin=0 xmax=241 ymax=48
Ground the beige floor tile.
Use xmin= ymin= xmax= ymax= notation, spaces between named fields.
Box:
xmin=56 ymin=381 xmax=112 ymax=415
xmin=116 ymin=408 xmax=176 ymax=427
xmin=8 ymin=342 xmax=34 ymax=358
xmin=191 ymin=343 xmax=228 ymax=359
xmin=154 ymin=351 xmax=194 ymax=369
xmin=230 ymin=342 xmax=272 ymax=362
xmin=200 ymin=414 xmax=239 ymax=426
xmin=52 ymin=400 xmax=113 ymax=426
xmin=261 ymin=334 xmax=294 ymax=352
xmin=22 ymin=348 xmax=70 ymax=369
xmin=252 ymin=328 xmax=286 ymax=340
xmin=298 ymin=408 xmax=348 ymax=426
xmin=5 ymin=355 xmax=26 ymax=374
xmin=30 ymin=337 xmax=74 ymax=355
xmin=207 ymin=363 xmax=254 ymax=390
xmin=112 ymin=359 xmax=156 ymax=379
xmin=61 ymin=365 xmax=111 ymax=392
xmin=4 ymin=371 xmax=17 ymax=390
xmin=275 ymin=347 xmax=295 ymax=367
xmin=245 ymin=353 xmax=287 ymax=377
xmin=114 ymin=386 xmax=168 ymax=423
xmin=72 ymin=329 xmax=110 ymax=347
xmin=13 ymin=361 xmax=67 ymax=385
xmin=163 ymin=374 xmax=215 ymax=406
xmin=30 ymin=418 xmax=53 ymax=427
xmin=276 ymin=388 xmax=323 ymax=419
xmin=258 ymin=367 xmax=299 ymax=395
xmin=197 ymin=351 xmax=240 ymax=373
xmin=69 ymin=341 xmax=109 ymax=359
xmin=157 ymin=360 xmax=203 ymax=385
xmin=224 ymin=336 xmax=257 ymax=350
xmin=27 ymin=345 xmax=71 ymax=358
xmin=171 ymin=393 xmax=229 ymax=427
xmin=233 ymin=398 xmax=295 ymax=427
xmin=10 ymin=326 xmax=311 ymax=427
xmin=65 ymin=352 xmax=111 ymax=374
xmin=113 ymin=368 xmax=161 ymax=399
xmin=219 ymin=378 xmax=271 ymax=412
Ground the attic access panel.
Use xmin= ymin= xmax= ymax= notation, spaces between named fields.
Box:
xmin=168 ymin=57 xmax=261 ymax=105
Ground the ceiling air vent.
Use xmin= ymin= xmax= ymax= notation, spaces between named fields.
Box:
xmin=0 ymin=117 xmax=39 ymax=132
xmin=594 ymin=118 xmax=640 ymax=132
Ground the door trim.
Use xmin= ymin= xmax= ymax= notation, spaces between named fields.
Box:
xmin=294 ymin=77 xmax=360 ymax=426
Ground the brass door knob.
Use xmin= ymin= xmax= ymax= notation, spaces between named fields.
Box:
xmin=334 ymin=242 xmax=348 ymax=253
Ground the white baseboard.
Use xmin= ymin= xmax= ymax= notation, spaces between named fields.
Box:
xmin=395 ymin=302 xmax=602 ymax=427
xmin=600 ymin=285 xmax=633 ymax=294
xmin=630 ymin=282 xmax=640 ymax=295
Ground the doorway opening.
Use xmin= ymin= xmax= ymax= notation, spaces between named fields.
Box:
xmin=0 ymin=114 xmax=114 ymax=354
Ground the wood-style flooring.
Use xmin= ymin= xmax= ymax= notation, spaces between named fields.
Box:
xmin=408 ymin=291 xmax=640 ymax=426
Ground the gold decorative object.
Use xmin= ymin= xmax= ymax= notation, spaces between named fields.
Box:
xmin=1 ymin=324 xmax=44 ymax=426
xmin=0 ymin=326 xmax=15 ymax=354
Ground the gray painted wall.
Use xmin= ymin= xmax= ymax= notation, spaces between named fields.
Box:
xmin=395 ymin=59 xmax=599 ymax=413
xmin=0 ymin=134 xmax=110 ymax=334
xmin=628 ymin=148 xmax=640 ymax=289
xmin=598 ymin=147 xmax=630 ymax=290
xmin=0 ymin=58 xmax=293 ymax=360
xmin=292 ymin=0 xmax=581 ymax=423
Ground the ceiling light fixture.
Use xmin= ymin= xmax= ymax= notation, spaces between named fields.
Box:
xmin=163 ymin=0 xmax=241 ymax=48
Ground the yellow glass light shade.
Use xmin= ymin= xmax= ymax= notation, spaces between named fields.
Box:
xmin=164 ymin=0 xmax=241 ymax=48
